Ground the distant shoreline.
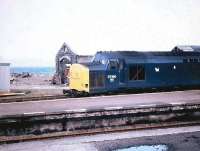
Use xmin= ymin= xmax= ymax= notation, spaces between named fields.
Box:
xmin=10 ymin=67 xmax=55 ymax=75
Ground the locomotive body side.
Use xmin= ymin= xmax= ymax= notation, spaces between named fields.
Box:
xmin=67 ymin=46 xmax=200 ymax=95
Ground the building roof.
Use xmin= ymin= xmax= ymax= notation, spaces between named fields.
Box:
xmin=0 ymin=63 xmax=10 ymax=66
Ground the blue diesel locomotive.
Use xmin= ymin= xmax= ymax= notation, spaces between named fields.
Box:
xmin=67 ymin=45 xmax=200 ymax=96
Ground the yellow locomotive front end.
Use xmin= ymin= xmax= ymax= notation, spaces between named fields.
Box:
xmin=69 ymin=64 xmax=89 ymax=93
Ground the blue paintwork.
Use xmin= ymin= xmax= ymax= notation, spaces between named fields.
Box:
xmin=83 ymin=46 xmax=200 ymax=94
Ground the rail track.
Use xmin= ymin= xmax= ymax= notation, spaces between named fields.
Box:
xmin=1 ymin=120 xmax=200 ymax=144
xmin=0 ymin=95 xmax=68 ymax=103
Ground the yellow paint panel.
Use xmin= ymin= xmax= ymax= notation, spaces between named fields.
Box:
xmin=69 ymin=64 xmax=89 ymax=92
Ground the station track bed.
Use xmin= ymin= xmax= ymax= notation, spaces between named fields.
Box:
xmin=0 ymin=103 xmax=200 ymax=143
xmin=0 ymin=95 xmax=68 ymax=103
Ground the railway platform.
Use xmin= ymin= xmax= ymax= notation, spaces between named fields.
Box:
xmin=0 ymin=90 xmax=200 ymax=116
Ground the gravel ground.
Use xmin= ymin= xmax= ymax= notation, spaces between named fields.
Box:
xmin=95 ymin=131 xmax=200 ymax=151
xmin=9 ymin=74 xmax=66 ymax=96
xmin=11 ymin=74 xmax=52 ymax=86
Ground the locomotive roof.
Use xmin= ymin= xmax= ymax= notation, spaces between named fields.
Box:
xmin=82 ymin=62 xmax=107 ymax=71
xmin=83 ymin=45 xmax=200 ymax=71
xmin=174 ymin=45 xmax=200 ymax=52
xmin=94 ymin=45 xmax=200 ymax=59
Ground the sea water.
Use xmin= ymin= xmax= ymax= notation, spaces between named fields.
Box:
xmin=10 ymin=67 xmax=55 ymax=75
xmin=114 ymin=145 xmax=168 ymax=151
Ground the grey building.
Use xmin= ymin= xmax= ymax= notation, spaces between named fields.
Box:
xmin=54 ymin=43 xmax=93 ymax=84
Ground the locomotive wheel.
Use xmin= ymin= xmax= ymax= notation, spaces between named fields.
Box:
xmin=82 ymin=91 xmax=89 ymax=97
xmin=63 ymin=89 xmax=68 ymax=94
xmin=70 ymin=89 xmax=78 ymax=97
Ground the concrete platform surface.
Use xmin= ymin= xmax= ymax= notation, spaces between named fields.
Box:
xmin=0 ymin=125 xmax=200 ymax=151
xmin=0 ymin=90 xmax=200 ymax=116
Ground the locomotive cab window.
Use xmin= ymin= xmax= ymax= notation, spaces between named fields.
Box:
xmin=108 ymin=59 xmax=119 ymax=70
xmin=119 ymin=61 xmax=124 ymax=70
xmin=129 ymin=64 xmax=145 ymax=81
xmin=90 ymin=72 xmax=105 ymax=88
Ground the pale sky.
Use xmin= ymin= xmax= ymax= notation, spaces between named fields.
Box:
xmin=0 ymin=0 xmax=200 ymax=67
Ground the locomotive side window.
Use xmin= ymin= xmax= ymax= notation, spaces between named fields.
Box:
xmin=90 ymin=72 xmax=105 ymax=88
xmin=119 ymin=61 xmax=124 ymax=70
xmin=129 ymin=65 xmax=145 ymax=81
xmin=183 ymin=58 xmax=199 ymax=63
xmin=189 ymin=58 xmax=194 ymax=62
xmin=183 ymin=59 xmax=188 ymax=63
xmin=129 ymin=65 xmax=137 ymax=80
xmin=194 ymin=59 xmax=198 ymax=63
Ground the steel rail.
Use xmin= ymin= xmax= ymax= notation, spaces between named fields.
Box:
xmin=0 ymin=120 xmax=200 ymax=144
xmin=0 ymin=95 xmax=68 ymax=103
